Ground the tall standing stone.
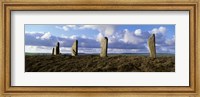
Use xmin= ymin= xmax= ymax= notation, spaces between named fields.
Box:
xmin=100 ymin=37 xmax=108 ymax=57
xmin=54 ymin=42 xmax=60 ymax=55
xmin=54 ymin=47 xmax=56 ymax=55
xmin=56 ymin=42 xmax=60 ymax=54
xmin=71 ymin=40 xmax=78 ymax=56
xmin=148 ymin=34 xmax=156 ymax=58
xmin=52 ymin=48 xmax=54 ymax=55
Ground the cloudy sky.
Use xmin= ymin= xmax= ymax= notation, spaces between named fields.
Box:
xmin=25 ymin=24 xmax=175 ymax=54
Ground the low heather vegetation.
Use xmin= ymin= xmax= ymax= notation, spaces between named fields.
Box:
xmin=25 ymin=55 xmax=175 ymax=72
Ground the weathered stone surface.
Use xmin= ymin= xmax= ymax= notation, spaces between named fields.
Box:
xmin=71 ymin=40 xmax=78 ymax=56
xmin=52 ymin=48 xmax=54 ymax=55
xmin=100 ymin=37 xmax=108 ymax=57
xmin=54 ymin=47 xmax=57 ymax=55
xmin=148 ymin=34 xmax=156 ymax=58
xmin=53 ymin=42 xmax=60 ymax=55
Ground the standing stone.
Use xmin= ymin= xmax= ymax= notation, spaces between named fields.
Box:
xmin=100 ymin=37 xmax=108 ymax=57
xmin=148 ymin=34 xmax=156 ymax=58
xmin=54 ymin=47 xmax=57 ymax=55
xmin=57 ymin=42 xmax=60 ymax=48
xmin=71 ymin=40 xmax=78 ymax=56
xmin=54 ymin=42 xmax=60 ymax=55
xmin=52 ymin=48 xmax=54 ymax=55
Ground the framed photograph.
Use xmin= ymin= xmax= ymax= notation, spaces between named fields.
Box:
xmin=0 ymin=0 xmax=199 ymax=97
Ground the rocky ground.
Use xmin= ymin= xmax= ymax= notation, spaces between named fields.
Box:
xmin=25 ymin=55 xmax=175 ymax=72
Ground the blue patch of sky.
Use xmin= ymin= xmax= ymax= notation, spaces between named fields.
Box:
xmin=25 ymin=24 xmax=175 ymax=54
xmin=25 ymin=24 xmax=99 ymax=38
xmin=115 ymin=24 xmax=175 ymax=38
xmin=25 ymin=24 xmax=175 ymax=38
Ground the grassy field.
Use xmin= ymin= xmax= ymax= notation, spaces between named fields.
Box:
xmin=25 ymin=54 xmax=175 ymax=72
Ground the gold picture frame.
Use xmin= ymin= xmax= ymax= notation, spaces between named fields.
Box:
xmin=0 ymin=0 xmax=199 ymax=97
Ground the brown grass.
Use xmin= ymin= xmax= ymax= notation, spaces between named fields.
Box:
xmin=25 ymin=55 xmax=175 ymax=72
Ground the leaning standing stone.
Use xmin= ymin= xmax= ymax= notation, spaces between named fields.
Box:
xmin=148 ymin=34 xmax=156 ymax=58
xmin=100 ymin=37 xmax=108 ymax=57
xmin=71 ymin=40 xmax=78 ymax=56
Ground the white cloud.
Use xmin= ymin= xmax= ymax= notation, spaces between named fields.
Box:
xmin=55 ymin=26 xmax=63 ymax=30
xmin=25 ymin=45 xmax=148 ymax=54
xmin=79 ymin=25 xmax=97 ymax=30
xmin=56 ymin=25 xmax=115 ymax=37
xmin=159 ymin=47 xmax=175 ymax=53
xmin=161 ymin=47 xmax=168 ymax=52
xmin=165 ymin=35 xmax=175 ymax=45
xmin=25 ymin=31 xmax=44 ymax=34
xmin=28 ymin=32 xmax=51 ymax=40
xmin=69 ymin=35 xmax=77 ymax=39
xmin=107 ymin=48 xmax=141 ymax=53
xmin=60 ymin=47 xmax=71 ymax=53
xmin=60 ymin=34 xmax=68 ymax=39
xmin=25 ymin=45 xmax=52 ymax=53
xmin=108 ymin=35 xmax=117 ymax=43
xmin=113 ymin=32 xmax=124 ymax=42
xmin=123 ymin=29 xmax=144 ymax=44
xmin=59 ymin=40 xmax=65 ymax=45
xmin=26 ymin=25 xmax=174 ymax=54
xmin=41 ymin=32 xmax=51 ymax=40
xmin=25 ymin=46 xmax=71 ymax=54
xmin=81 ymin=35 xmax=87 ymax=39
xmin=150 ymin=26 xmax=167 ymax=35
xmin=36 ymin=36 xmax=40 ymax=39
xmin=134 ymin=29 xmax=142 ymax=36
xmin=56 ymin=25 xmax=77 ymax=31
xmin=79 ymin=25 xmax=115 ymax=36
xmin=104 ymin=25 xmax=115 ymax=36
xmin=62 ymin=26 xmax=69 ymax=31
xmin=78 ymin=47 xmax=101 ymax=54
xmin=81 ymin=42 xmax=86 ymax=46
xmin=66 ymin=25 xmax=76 ymax=28
xmin=155 ymin=44 xmax=161 ymax=46
xmin=159 ymin=26 xmax=166 ymax=34
xmin=96 ymin=33 xmax=104 ymax=42
xmin=151 ymin=28 xmax=159 ymax=34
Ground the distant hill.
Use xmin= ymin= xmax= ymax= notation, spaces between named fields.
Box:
xmin=25 ymin=52 xmax=174 ymax=57
xmin=25 ymin=53 xmax=51 ymax=56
